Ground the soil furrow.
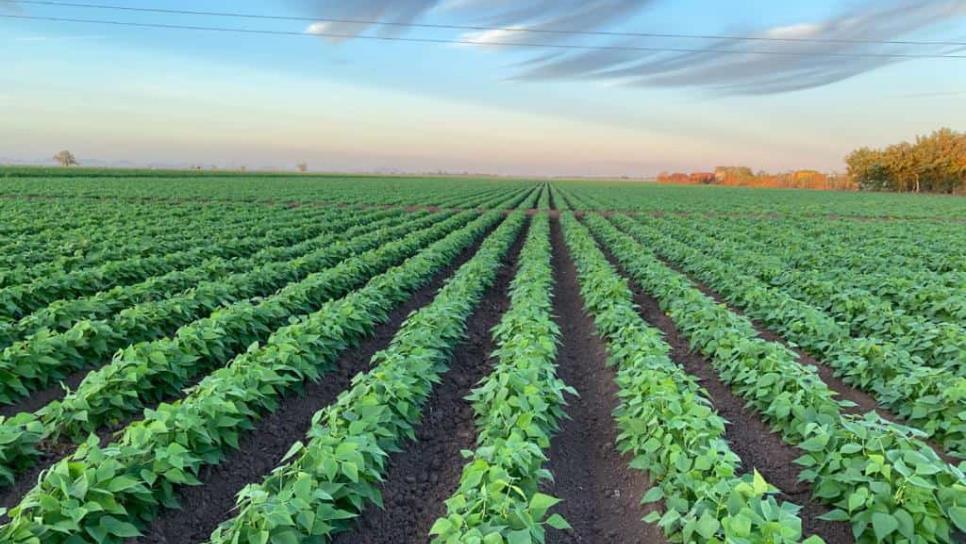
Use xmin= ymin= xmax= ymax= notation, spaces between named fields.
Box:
xmin=132 ymin=230 xmax=497 ymax=544
xmin=653 ymin=256 xmax=886 ymax=418
xmin=542 ymin=217 xmax=665 ymax=544
xmin=0 ymin=368 xmax=88 ymax=419
xmin=328 ymin=219 xmax=527 ymax=544
xmin=650 ymin=255 xmax=956 ymax=463
xmin=594 ymin=242 xmax=853 ymax=544
xmin=0 ymin=223 xmax=484 ymax=511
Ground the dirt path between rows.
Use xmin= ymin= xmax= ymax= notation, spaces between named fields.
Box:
xmin=595 ymin=244 xmax=853 ymax=543
xmin=131 ymin=229 xmax=498 ymax=544
xmin=330 ymin=220 xmax=527 ymax=544
xmin=0 ymin=368 xmax=88 ymax=418
xmin=0 ymin=226 xmax=478 ymax=513
xmin=648 ymin=253 xmax=957 ymax=464
xmin=653 ymin=255 xmax=888 ymax=417
xmin=542 ymin=217 xmax=665 ymax=544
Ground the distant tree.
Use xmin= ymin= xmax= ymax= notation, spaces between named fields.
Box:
xmin=914 ymin=128 xmax=966 ymax=193
xmin=846 ymin=128 xmax=966 ymax=193
xmin=296 ymin=162 xmax=308 ymax=173
xmin=53 ymin=150 xmax=78 ymax=167
xmin=714 ymin=166 xmax=755 ymax=185
xmin=846 ymin=147 xmax=892 ymax=191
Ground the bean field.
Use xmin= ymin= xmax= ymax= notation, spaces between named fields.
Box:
xmin=0 ymin=172 xmax=963 ymax=544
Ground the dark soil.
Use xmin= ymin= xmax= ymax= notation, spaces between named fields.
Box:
xmin=0 ymin=446 xmax=69 ymax=512
xmin=654 ymin=255 xmax=957 ymax=464
xmin=0 ymin=392 xmax=121 ymax=514
xmin=0 ymin=367 xmax=87 ymax=418
xmin=330 ymin=219 xmax=527 ymax=544
xmin=599 ymin=248 xmax=853 ymax=544
xmin=653 ymin=257 xmax=883 ymax=418
xmin=132 ymin=228 xmax=497 ymax=544
xmin=0 ymin=233 xmax=461 ymax=510
xmin=542 ymin=218 xmax=665 ymax=544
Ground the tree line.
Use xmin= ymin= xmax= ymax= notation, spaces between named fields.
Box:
xmin=657 ymin=167 xmax=855 ymax=191
xmin=846 ymin=128 xmax=965 ymax=194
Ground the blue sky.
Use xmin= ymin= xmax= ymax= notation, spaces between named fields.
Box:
xmin=1 ymin=0 xmax=965 ymax=176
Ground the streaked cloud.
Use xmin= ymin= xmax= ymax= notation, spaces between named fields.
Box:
xmin=518 ymin=0 xmax=966 ymax=94
xmin=299 ymin=0 xmax=650 ymax=44
xmin=299 ymin=0 xmax=966 ymax=94
xmin=455 ymin=0 xmax=645 ymax=47
xmin=299 ymin=0 xmax=443 ymax=39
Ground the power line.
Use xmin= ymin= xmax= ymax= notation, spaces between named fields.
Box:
xmin=6 ymin=0 xmax=966 ymax=48
xmin=3 ymin=13 xmax=966 ymax=59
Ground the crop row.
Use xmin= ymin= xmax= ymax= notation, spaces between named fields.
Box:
xmin=0 ymin=185 xmax=537 ymax=297
xmin=4 ymin=207 xmax=400 ymax=339
xmin=546 ymin=181 xmax=965 ymax=219
xmin=725 ymin=216 xmax=966 ymax=274
xmin=614 ymin=215 xmax=966 ymax=457
xmin=686 ymin=214 xmax=966 ymax=301
xmin=0 ymin=173 xmax=546 ymax=209
xmin=650 ymin=216 xmax=966 ymax=376
xmin=0 ymin=208 xmax=418 ymax=406
xmin=0 ymin=201 xmax=296 ymax=272
xmin=0 ymin=206 xmax=397 ymax=346
xmin=586 ymin=214 xmax=966 ymax=543
xmin=548 ymin=185 xmax=572 ymax=211
xmin=0 ymin=203 xmax=334 ymax=284
xmin=536 ymin=183 xmax=551 ymax=210
xmin=208 ymin=212 xmax=526 ymax=543
xmin=562 ymin=213 xmax=816 ymax=543
xmin=0 ymin=210 xmax=474 ymax=485
xmin=679 ymin=216 xmax=965 ymax=323
xmin=0 ymin=199 xmax=205 ymax=250
xmin=431 ymin=213 xmax=574 ymax=543
xmin=0 ymin=211 xmax=513 ymax=543
xmin=0 ymin=210 xmax=356 ymax=322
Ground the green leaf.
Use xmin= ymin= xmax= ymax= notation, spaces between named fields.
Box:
xmin=99 ymin=515 xmax=141 ymax=538
xmin=271 ymin=530 xmax=300 ymax=544
xmin=428 ymin=518 xmax=453 ymax=536
xmin=483 ymin=533 xmax=504 ymax=544
xmin=507 ymin=529 xmax=532 ymax=544
xmin=948 ymin=506 xmax=966 ymax=533
xmin=839 ymin=443 xmax=863 ymax=454
xmin=641 ymin=487 xmax=663 ymax=504
xmin=872 ymin=512 xmax=899 ymax=541
xmin=546 ymin=514 xmax=571 ymax=530
xmin=752 ymin=470 xmax=769 ymax=495
xmin=817 ymin=510 xmax=849 ymax=522
xmin=695 ymin=512 xmax=720 ymax=539
xmin=341 ymin=461 xmax=359 ymax=483
xmin=529 ymin=493 xmax=560 ymax=518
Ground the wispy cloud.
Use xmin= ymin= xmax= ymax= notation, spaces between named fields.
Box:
xmin=299 ymin=0 xmax=441 ymax=39
xmin=298 ymin=0 xmax=966 ymax=94
xmin=516 ymin=0 xmax=966 ymax=94
xmin=300 ymin=0 xmax=650 ymax=44
xmin=455 ymin=0 xmax=646 ymax=47
xmin=0 ymin=0 xmax=21 ymax=13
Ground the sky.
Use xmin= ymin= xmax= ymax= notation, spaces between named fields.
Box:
xmin=1 ymin=0 xmax=965 ymax=177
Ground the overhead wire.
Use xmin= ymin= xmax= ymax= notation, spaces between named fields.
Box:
xmin=3 ymin=13 xmax=966 ymax=59
xmin=4 ymin=0 xmax=966 ymax=47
